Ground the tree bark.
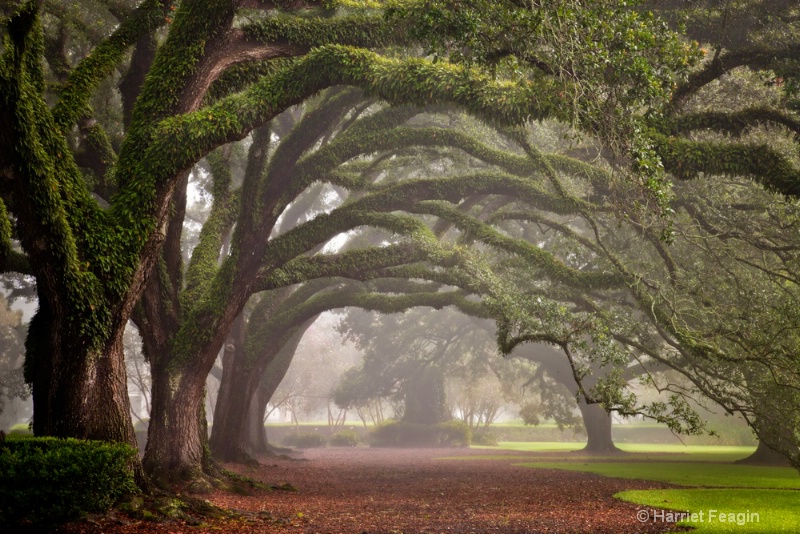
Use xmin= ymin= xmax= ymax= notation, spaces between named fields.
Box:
xmin=143 ymin=359 xmax=215 ymax=491
xmin=576 ymin=400 xmax=621 ymax=454
xmin=210 ymin=318 xmax=312 ymax=462
xmin=246 ymin=383 xmax=270 ymax=454
xmin=208 ymin=313 xmax=256 ymax=463
xmin=736 ymin=439 xmax=793 ymax=466
xmin=27 ymin=299 xmax=145 ymax=483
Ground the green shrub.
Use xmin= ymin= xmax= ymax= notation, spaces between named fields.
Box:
xmin=437 ymin=420 xmax=472 ymax=446
xmin=370 ymin=420 xmax=471 ymax=447
xmin=0 ymin=436 xmax=138 ymax=526
xmin=330 ymin=430 xmax=360 ymax=447
xmin=471 ymin=428 xmax=499 ymax=446
xmin=283 ymin=431 xmax=327 ymax=448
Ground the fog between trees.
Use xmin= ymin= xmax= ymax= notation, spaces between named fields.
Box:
xmin=0 ymin=0 xmax=799 ymax=495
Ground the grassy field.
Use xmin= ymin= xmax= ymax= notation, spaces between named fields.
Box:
xmin=473 ymin=441 xmax=583 ymax=452
xmin=515 ymin=461 xmax=800 ymax=489
xmin=617 ymin=489 xmax=800 ymax=533
xmin=474 ymin=441 xmax=756 ymax=462
xmin=484 ymin=442 xmax=800 ymax=533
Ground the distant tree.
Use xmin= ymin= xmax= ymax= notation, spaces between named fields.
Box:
xmin=336 ymin=308 xmax=507 ymax=426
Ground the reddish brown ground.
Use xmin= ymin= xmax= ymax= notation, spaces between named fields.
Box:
xmin=57 ymin=448 xmax=685 ymax=533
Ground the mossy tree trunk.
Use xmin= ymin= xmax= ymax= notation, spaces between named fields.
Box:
xmin=0 ymin=5 xmax=155 ymax=481
xmin=27 ymin=305 xmax=142 ymax=479
xmin=140 ymin=320 xmax=237 ymax=488
xmin=208 ymin=313 xmax=259 ymax=463
xmin=243 ymin=331 xmax=307 ymax=455
xmin=210 ymin=289 xmax=317 ymax=463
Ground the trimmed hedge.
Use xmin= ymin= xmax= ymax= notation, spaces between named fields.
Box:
xmin=282 ymin=431 xmax=328 ymax=448
xmin=370 ymin=420 xmax=471 ymax=447
xmin=330 ymin=430 xmax=361 ymax=447
xmin=471 ymin=428 xmax=499 ymax=446
xmin=0 ymin=436 xmax=137 ymax=526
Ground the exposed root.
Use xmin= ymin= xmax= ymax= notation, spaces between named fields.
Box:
xmin=116 ymin=489 xmax=231 ymax=526
xmin=266 ymin=442 xmax=293 ymax=455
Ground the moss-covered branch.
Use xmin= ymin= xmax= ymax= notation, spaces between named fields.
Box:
xmin=244 ymin=87 xmax=365 ymax=231
xmin=654 ymin=134 xmax=800 ymax=197
xmin=375 ymin=263 xmax=490 ymax=295
xmin=241 ymin=12 xmax=403 ymax=49
xmin=671 ymin=43 xmax=800 ymax=110
xmin=410 ymin=200 xmax=622 ymax=291
xmin=181 ymin=153 xmax=239 ymax=307
xmin=257 ymin=242 xmax=455 ymax=291
xmin=669 ymin=108 xmax=800 ymax=138
xmin=260 ymin=171 xmax=568 ymax=272
xmin=1 ymin=6 xmax=113 ymax=341
xmin=147 ymin=44 xmax=562 ymax=193
xmin=51 ymin=0 xmax=166 ymax=131
xmin=271 ymin=285 xmax=482 ymax=336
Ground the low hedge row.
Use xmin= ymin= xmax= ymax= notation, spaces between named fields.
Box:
xmin=370 ymin=420 xmax=471 ymax=447
xmin=329 ymin=429 xmax=361 ymax=447
xmin=282 ymin=431 xmax=328 ymax=448
xmin=282 ymin=429 xmax=362 ymax=448
xmin=0 ymin=436 xmax=137 ymax=526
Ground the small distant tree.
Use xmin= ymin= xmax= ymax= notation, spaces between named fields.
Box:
xmin=336 ymin=308 xmax=506 ymax=426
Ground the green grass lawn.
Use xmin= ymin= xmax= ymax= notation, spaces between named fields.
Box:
xmin=473 ymin=441 xmax=756 ymax=462
xmin=515 ymin=461 xmax=800 ymax=488
xmin=504 ymin=443 xmax=800 ymax=533
xmin=473 ymin=441 xmax=584 ymax=452
xmin=616 ymin=489 xmax=800 ymax=533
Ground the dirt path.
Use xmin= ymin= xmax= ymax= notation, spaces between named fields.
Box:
xmin=212 ymin=447 xmax=682 ymax=533
xmin=56 ymin=447 xmax=684 ymax=533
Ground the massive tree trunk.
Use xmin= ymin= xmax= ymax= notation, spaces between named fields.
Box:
xmin=138 ymin=269 xmax=224 ymax=490
xmin=143 ymin=358 xmax=216 ymax=491
xmin=577 ymin=400 xmax=620 ymax=454
xmin=210 ymin=319 xmax=312 ymax=462
xmin=246 ymin=344 xmax=301 ymax=454
xmin=208 ymin=313 xmax=259 ymax=464
xmin=207 ymin=314 xmax=248 ymax=461
xmin=737 ymin=440 xmax=793 ymax=466
xmin=520 ymin=347 xmax=620 ymax=454
xmin=245 ymin=384 xmax=270 ymax=454
xmin=27 ymin=299 xmax=144 ymax=482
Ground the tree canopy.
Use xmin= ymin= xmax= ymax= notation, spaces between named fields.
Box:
xmin=1 ymin=0 xmax=799 ymax=495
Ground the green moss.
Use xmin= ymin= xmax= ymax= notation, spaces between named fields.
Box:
xmin=51 ymin=0 xmax=165 ymax=132
xmin=149 ymin=45 xmax=561 ymax=194
xmin=654 ymin=134 xmax=800 ymax=198
xmin=243 ymin=13 xmax=399 ymax=49
xmin=181 ymin=150 xmax=239 ymax=308
xmin=2 ymin=8 xmax=115 ymax=346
